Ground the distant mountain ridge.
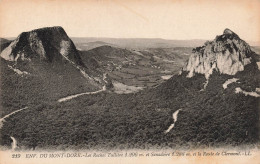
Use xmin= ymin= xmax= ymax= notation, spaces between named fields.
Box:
xmin=72 ymin=37 xmax=260 ymax=50
xmin=75 ymin=41 xmax=116 ymax=51
xmin=0 ymin=38 xmax=10 ymax=44
xmin=3 ymin=36 xmax=259 ymax=51
xmin=72 ymin=37 xmax=207 ymax=50
xmin=0 ymin=38 xmax=11 ymax=52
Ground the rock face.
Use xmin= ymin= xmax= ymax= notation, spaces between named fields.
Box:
xmin=183 ymin=28 xmax=252 ymax=78
xmin=0 ymin=26 xmax=83 ymax=65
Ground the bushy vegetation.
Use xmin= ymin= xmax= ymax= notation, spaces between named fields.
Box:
xmin=1 ymin=62 xmax=259 ymax=150
xmin=0 ymin=57 xmax=98 ymax=117
xmin=0 ymin=35 xmax=259 ymax=150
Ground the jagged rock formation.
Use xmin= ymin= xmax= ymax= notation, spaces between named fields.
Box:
xmin=183 ymin=29 xmax=252 ymax=78
xmin=0 ymin=26 xmax=84 ymax=65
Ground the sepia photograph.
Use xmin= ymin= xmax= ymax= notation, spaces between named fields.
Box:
xmin=0 ymin=0 xmax=260 ymax=163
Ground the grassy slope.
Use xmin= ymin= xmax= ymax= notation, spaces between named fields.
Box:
xmin=79 ymin=46 xmax=191 ymax=87
xmin=0 ymin=56 xmax=98 ymax=117
xmin=1 ymin=63 xmax=259 ymax=150
xmin=79 ymin=46 xmax=162 ymax=87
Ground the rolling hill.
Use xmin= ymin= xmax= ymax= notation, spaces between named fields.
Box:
xmin=0 ymin=27 xmax=259 ymax=150
xmin=79 ymin=45 xmax=191 ymax=88
xmin=72 ymin=37 xmax=206 ymax=50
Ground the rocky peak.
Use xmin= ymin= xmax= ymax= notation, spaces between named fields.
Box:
xmin=223 ymin=28 xmax=236 ymax=35
xmin=183 ymin=28 xmax=253 ymax=78
xmin=0 ymin=26 xmax=83 ymax=65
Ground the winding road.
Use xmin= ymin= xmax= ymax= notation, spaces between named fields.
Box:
xmin=164 ymin=109 xmax=182 ymax=134
xmin=58 ymin=74 xmax=108 ymax=102
xmin=0 ymin=107 xmax=28 ymax=129
xmin=58 ymin=87 xmax=106 ymax=102
xmin=0 ymin=107 xmax=28 ymax=151
xmin=10 ymin=136 xmax=17 ymax=150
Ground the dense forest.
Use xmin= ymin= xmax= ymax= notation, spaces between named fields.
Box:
xmin=1 ymin=61 xmax=259 ymax=150
xmin=0 ymin=27 xmax=259 ymax=150
xmin=0 ymin=57 xmax=98 ymax=117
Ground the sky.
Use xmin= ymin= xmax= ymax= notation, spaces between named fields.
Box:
xmin=0 ymin=0 xmax=260 ymax=42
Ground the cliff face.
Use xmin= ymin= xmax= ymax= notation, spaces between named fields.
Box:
xmin=0 ymin=26 xmax=83 ymax=65
xmin=183 ymin=29 xmax=252 ymax=78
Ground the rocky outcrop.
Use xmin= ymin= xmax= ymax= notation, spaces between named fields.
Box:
xmin=183 ymin=29 xmax=252 ymax=78
xmin=0 ymin=26 xmax=84 ymax=65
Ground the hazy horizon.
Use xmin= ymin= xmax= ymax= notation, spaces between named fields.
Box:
xmin=2 ymin=35 xmax=260 ymax=47
xmin=0 ymin=0 xmax=259 ymax=42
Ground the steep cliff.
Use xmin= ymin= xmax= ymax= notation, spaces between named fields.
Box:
xmin=183 ymin=29 xmax=253 ymax=78
xmin=0 ymin=26 xmax=84 ymax=66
